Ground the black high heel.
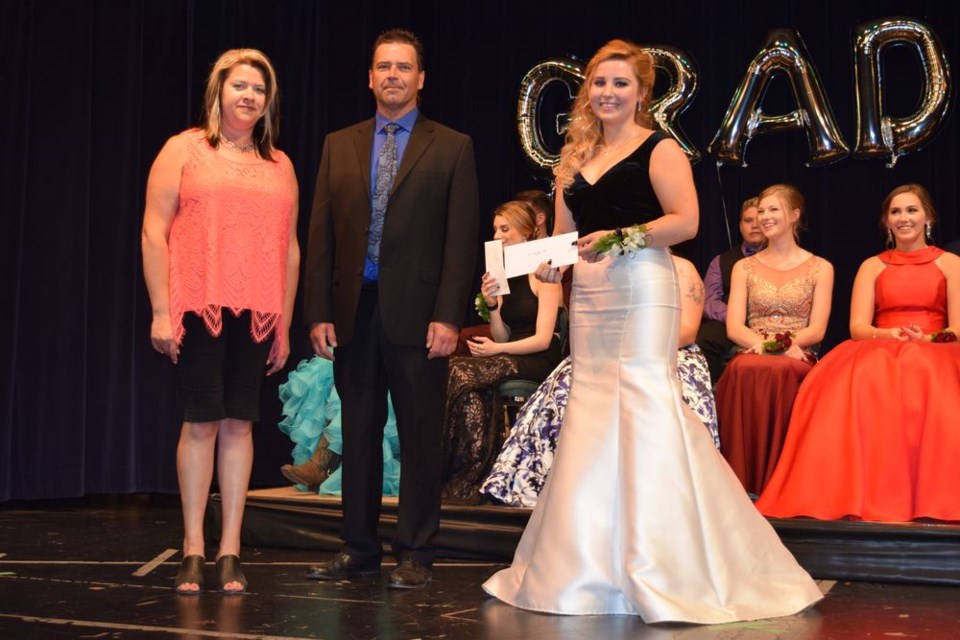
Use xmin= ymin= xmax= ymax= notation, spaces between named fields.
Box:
xmin=216 ymin=555 xmax=247 ymax=595
xmin=174 ymin=555 xmax=205 ymax=595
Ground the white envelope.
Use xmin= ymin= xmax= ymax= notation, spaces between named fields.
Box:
xmin=503 ymin=232 xmax=579 ymax=278
xmin=483 ymin=239 xmax=510 ymax=295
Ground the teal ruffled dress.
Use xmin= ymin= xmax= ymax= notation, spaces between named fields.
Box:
xmin=278 ymin=356 xmax=401 ymax=496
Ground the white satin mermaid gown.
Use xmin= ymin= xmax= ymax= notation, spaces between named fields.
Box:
xmin=483 ymin=249 xmax=823 ymax=623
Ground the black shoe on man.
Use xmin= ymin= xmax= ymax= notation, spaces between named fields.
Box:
xmin=387 ymin=558 xmax=432 ymax=589
xmin=306 ymin=552 xmax=380 ymax=580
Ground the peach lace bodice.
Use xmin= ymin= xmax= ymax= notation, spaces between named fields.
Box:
xmin=743 ymin=254 xmax=823 ymax=336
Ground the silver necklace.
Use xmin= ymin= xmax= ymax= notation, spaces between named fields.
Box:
xmin=599 ymin=133 xmax=642 ymax=156
xmin=221 ymin=136 xmax=256 ymax=153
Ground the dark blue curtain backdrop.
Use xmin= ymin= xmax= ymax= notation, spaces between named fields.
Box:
xmin=3 ymin=0 xmax=958 ymax=500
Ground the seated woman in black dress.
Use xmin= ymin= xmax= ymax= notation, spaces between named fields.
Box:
xmin=441 ymin=200 xmax=563 ymax=503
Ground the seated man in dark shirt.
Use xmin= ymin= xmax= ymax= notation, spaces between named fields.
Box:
xmin=696 ymin=197 xmax=764 ymax=384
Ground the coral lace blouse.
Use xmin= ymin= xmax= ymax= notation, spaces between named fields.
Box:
xmin=168 ymin=129 xmax=295 ymax=345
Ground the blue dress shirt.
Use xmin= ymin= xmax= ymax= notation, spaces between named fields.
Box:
xmin=364 ymin=109 xmax=419 ymax=283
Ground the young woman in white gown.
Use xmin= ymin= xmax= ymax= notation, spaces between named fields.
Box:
xmin=482 ymin=38 xmax=822 ymax=624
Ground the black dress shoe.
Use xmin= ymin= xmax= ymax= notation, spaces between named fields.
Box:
xmin=306 ymin=552 xmax=380 ymax=580
xmin=387 ymin=558 xmax=432 ymax=589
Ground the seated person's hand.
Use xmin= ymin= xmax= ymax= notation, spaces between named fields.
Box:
xmin=902 ymin=324 xmax=925 ymax=341
xmin=783 ymin=342 xmax=807 ymax=361
xmin=888 ymin=327 xmax=910 ymax=341
xmin=481 ymin=272 xmax=501 ymax=307
xmin=746 ymin=341 xmax=764 ymax=355
xmin=468 ymin=336 xmax=500 ymax=357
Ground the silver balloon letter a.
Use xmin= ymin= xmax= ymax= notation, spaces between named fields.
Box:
xmin=708 ymin=28 xmax=849 ymax=167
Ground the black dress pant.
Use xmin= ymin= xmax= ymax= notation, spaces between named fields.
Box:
xmin=696 ymin=319 xmax=735 ymax=385
xmin=333 ymin=288 xmax=447 ymax=566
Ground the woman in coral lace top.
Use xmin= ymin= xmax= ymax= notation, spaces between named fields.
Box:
xmin=758 ymin=184 xmax=960 ymax=521
xmin=715 ymin=184 xmax=834 ymax=496
xmin=141 ymin=49 xmax=299 ymax=595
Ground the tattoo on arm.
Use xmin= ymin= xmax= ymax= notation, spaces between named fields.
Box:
xmin=686 ymin=281 xmax=704 ymax=306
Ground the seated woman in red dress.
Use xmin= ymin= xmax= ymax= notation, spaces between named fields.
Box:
xmin=715 ymin=184 xmax=834 ymax=496
xmin=758 ymin=184 xmax=960 ymax=522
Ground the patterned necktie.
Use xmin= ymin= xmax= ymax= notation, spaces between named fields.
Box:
xmin=369 ymin=123 xmax=399 ymax=265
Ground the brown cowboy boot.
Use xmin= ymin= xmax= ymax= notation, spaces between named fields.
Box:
xmin=280 ymin=434 xmax=341 ymax=491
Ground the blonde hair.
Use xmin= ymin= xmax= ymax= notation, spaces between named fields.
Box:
xmin=494 ymin=200 xmax=540 ymax=241
xmin=758 ymin=184 xmax=806 ymax=244
xmin=555 ymin=39 xmax=655 ymax=189
xmin=202 ymin=48 xmax=280 ymax=161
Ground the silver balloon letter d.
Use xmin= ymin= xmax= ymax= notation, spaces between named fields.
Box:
xmin=853 ymin=17 xmax=952 ymax=167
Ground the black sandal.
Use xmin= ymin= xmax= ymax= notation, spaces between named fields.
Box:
xmin=216 ymin=555 xmax=248 ymax=595
xmin=174 ymin=555 xmax=205 ymax=595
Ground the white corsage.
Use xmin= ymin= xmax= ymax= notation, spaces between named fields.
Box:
xmin=594 ymin=224 xmax=649 ymax=257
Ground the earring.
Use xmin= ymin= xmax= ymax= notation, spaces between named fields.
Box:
xmin=886 ymin=228 xmax=894 ymax=247
xmin=925 ymin=222 xmax=932 ymax=242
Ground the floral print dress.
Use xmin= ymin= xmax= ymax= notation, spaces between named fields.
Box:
xmin=481 ymin=344 xmax=719 ymax=507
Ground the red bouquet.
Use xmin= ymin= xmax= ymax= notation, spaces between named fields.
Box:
xmin=762 ymin=332 xmax=795 ymax=354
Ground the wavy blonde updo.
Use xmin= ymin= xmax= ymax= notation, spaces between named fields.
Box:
xmin=202 ymin=48 xmax=280 ymax=161
xmin=494 ymin=200 xmax=540 ymax=242
xmin=555 ymin=39 xmax=656 ymax=190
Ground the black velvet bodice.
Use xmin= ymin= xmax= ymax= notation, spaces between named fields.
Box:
xmin=563 ymin=131 xmax=668 ymax=235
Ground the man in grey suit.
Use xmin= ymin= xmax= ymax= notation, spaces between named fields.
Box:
xmin=303 ymin=28 xmax=480 ymax=588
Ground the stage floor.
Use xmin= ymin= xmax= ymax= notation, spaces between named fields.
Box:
xmin=218 ymin=486 xmax=960 ymax=586
xmin=3 ymin=494 xmax=960 ymax=639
